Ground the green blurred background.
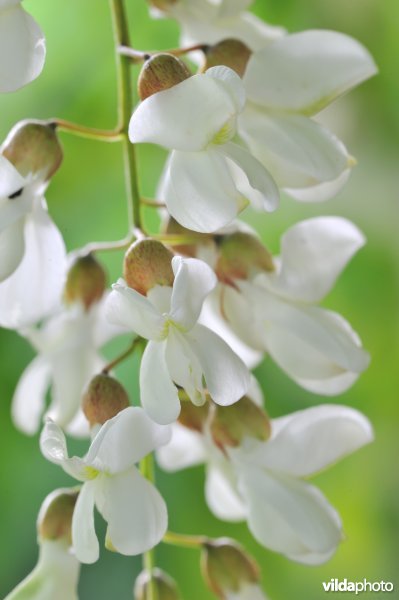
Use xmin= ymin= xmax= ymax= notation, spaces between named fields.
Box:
xmin=1 ymin=0 xmax=398 ymax=598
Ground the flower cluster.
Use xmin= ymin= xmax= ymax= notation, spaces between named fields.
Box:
xmin=2 ymin=0 xmax=377 ymax=599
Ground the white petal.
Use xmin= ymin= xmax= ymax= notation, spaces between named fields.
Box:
xmin=238 ymin=467 xmax=342 ymax=564
xmin=221 ymin=142 xmax=279 ymax=212
xmin=220 ymin=282 xmax=265 ymax=351
xmin=106 ymin=279 xmax=165 ymax=340
xmin=129 ymin=70 xmax=242 ymax=152
xmin=72 ymin=481 xmax=99 ymax=564
xmin=0 ymin=199 xmax=66 ymax=329
xmin=0 ymin=155 xmax=26 ymax=197
xmin=85 ymin=406 xmax=172 ymax=473
xmin=244 ymin=30 xmax=377 ymax=115
xmin=285 ymin=169 xmax=351 ymax=203
xmin=163 ymin=149 xmax=244 ymax=233
xmin=165 ymin=328 xmax=206 ymax=406
xmin=0 ymin=217 xmax=25 ymax=281
xmin=296 ymin=370 xmax=360 ymax=396
xmin=140 ymin=339 xmax=181 ymax=425
xmin=262 ymin=216 xmax=365 ymax=303
xmin=0 ymin=4 xmax=46 ymax=93
xmin=11 ymin=355 xmax=51 ymax=435
xmin=97 ymin=466 xmax=167 ymax=555
xmin=205 ymin=464 xmax=247 ymax=521
xmin=216 ymin=0 xmax=253 ymax=19
xmin=169 ymin=256 xmax=217 ymax=330
xmin=187 ymin=324 xmax=250 ymax=406
xmin=205 ymin=66 xmax=246 ymax=112
xmin=156 ymin=423 xmax=207 ymax=471
xmin=228 ymin=583 xmax=268 ymax=600
xmin=253 ymin=405 xmax=374 ymax=477
xmin=239 ymin=107 xmax=350 ymax=189
xmin=40 ymin=419 xmax=87 ymax=480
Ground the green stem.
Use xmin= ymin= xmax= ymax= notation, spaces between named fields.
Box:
xmin=50 ymin=118 xmax=123 ymax=142
xmin=163 ymin=531 xmax=208 ymax=549
xmin=110 ymin=0 xmax=142 ymax=232
xmin=140 ymin=454 xmax=158 ymax=600
xmin=102 ymin=337 xmax=142 ymax=374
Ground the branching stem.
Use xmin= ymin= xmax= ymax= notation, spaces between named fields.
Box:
xmin=49 ymin=118 xmax=123 ymax=142
xmin=102 ymin=337 xmax=143 ymax=374
xmin=163 ymin=531 xmax=208 ymax=549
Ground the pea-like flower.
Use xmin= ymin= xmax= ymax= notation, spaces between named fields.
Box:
xmin=0 ymin=155 xmax=66 ymax=329
xmin=239 ymin=30 xmax=378 ymax=201
xmin=129 ymin=66 xmax=279 ymax=233
xmin=0 ymin=0 xmax=46 ymax=93
xmin=106 ymin=256 xmax=250 ymax=425
xmin=40 ymin=407 xmax=171 ymax=563
xmin=158 ymin=404 xmax=373 ymax=564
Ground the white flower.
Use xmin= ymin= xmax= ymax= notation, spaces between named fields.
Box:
xmin=12 ymin=295 xmax=120 ymax=437
xmin=228 ymin=583 xmax=267 ymax=600
xmin=4 ymin=540 xmax=79 ymax=600
xmin=0 ymin=0 xmax=46 ymax=93
xmin=40 ymin=407 xmax=171 ymax=563
xmin=129 ymin=66 xmax=279 ymax=233
xmin=106 ymin=256 xmax=250 ymax=425
xmin=238 ymin=30 xmax=378 ymax=201
xmin=158 ymin=404 xmax=374 ymax=564
xmin=150 ymin=0 xmax=284 ymax=52
xmin=206 ymin=217 xmax=370 ymax=395
xmin=0 ymin=155 xmax=66 ymax=329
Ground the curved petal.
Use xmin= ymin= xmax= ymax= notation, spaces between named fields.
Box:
xmin=163 ymin=149 xmax=244 ymax=233
xmin=238 ymin=467 xmax=342 ymax=564
xmin=296 ymin=370 xmax=360 ymax=396
xmin=221 ymin=142 xmax=279 ymax=212
xmin=261 ymin=216 xmax=365 ymax=303
xmin=72 ymin=481 xmax=99 ymax=564
xmin=0 ymin=4 xmax=46 ymax=93
xmin=40 ymin=419 xmax=87 ymax=481
xmin=284 ymin=169 xmax=351 ymax=203
xmin=205 ymin=464 xmax=247 ymax=521
xmin=169 ymin=256 xmax=217 ymax=330
xmin=205 ymin=66 xmax=246 ymax=112
xmin=11 ymin=355 xmax=51 ymax=435
xmin=97 ymin=466 xmax=167 ymax=556
xmin=85 ymin=407 xmax=172 ymax=474
xmin=244 ymin=30 xmax=377 ymax=115
xmin=239 ymin=107 xmax=351 ymax=189
xmin=129 ymin=70 xmax=242 ymax=152
xmin=156 ymin=423 xmax=207 ymax=472
xmin=165 ymin=328 xmax=206 ymax=406
xmin=106 ymin=279 xmax=165 ymax=340
xmin=0 ymin=199 xmax=66 ymax=329
xmin=216 ymin=0 xmax=253 ymax=19
xmin=0 ymin=217 xmax=25 ymax=281
xmin=0 ymin=155 xmax=26 ymax=197
xmin=254 ymin=405 xmax=374 ymax=477
xmin=140 ymin=339 xmax=181 ymax=425
xmin=187 ymin=324 xmax=250 ymax=406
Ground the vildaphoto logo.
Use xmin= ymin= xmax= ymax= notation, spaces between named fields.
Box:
xmin=322 ymin=579 xmax=394 ymax=594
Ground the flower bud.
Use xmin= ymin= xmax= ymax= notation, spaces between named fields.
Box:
xmin=124 ymin=239 xmax=174 ymax=295
xmin=202 ymin=39 xmax=252 ymax=78
xmin=147 ymin=0 xmax=177 ymax=11
xmin=209 ymin=396 xmax=271 ymax=450
xmin=38 ymin=488 xmax=78 ymax=546
xmin=178 ymin=393 xmax=210 ymax=432
xmin=2 ymin=120 xmax=63 ymax=181
xmin=215 ymin=232 xmax=274 ymax=285
xmin=201 ymin=538 xmax=260 ymax=599
xmin=82 ymin=374 xmax=130 ymax=427
xmin=134 ymin=568 xmax=181 ymax=600
xmin=64 ymin=254 xmax=107 ymax=310
xmin=138 ymin=53 xmax=191 ymax=100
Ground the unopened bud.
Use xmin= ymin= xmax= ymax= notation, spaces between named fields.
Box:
xmin=38 ymin=488 xmax=78 ymax=545
xmin=134 ymin=568 xmax=181 ymax=600
xmin=164 ymin=216 xmax=212 ymax=258
xmin=202 ymin=39 xmax=252 ymax=77
xmin=201 ymin=538 xmax=260 ymax=599
xmin=124 ymin=239 xmax=174 ymax=295
xmin=138 ymin=53 xmax=191 ymax=100
xmin=64 ymin=254 xmax=107 ymax=310
xmin=178 ymin=393 xmax=210 ymax=432
xmin=215 ymin=232 xmax=274 ymax=285
xmin=2 ymin=120 xmax=63 ymax=181
xmin=147 ymin=0 xmax=177 ymax=11
xmin=209 ymin=396 xmax=271 ymax=450
xmin=82 ymin=374 xmax=130 ymax=426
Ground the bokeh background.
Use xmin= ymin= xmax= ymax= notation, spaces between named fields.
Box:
xmin=1 ymin=0 xmax=398 ymax=598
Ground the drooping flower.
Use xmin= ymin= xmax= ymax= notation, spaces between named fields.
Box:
xmin=158 ymin=403 xmax=374 ymax=564
xmin=12 ymin=292 xmax=122 ymax=437
xmin=204 ymin=217 xmax=370 ymax=395
xmin=147 ymin=0 xmax=284 ymax=52
xmin=40 ymin=407 xmax=171 ymax=563
xmin=5 ymin=488 xmax=80 ymax=600
xmin=106 ymin=256 xmax=250 ymax=425
xmin=0 ymin=0 xmax=46 ymax=93
xmin=129 ymin=66 xmax=279 ymax=233
xmin=238 ymin=30 xmax=378 ymax=201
